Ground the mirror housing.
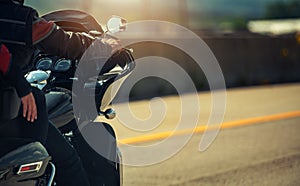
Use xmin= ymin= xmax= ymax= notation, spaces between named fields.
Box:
xmin=107 ymin=16 xmax=127 ymax=33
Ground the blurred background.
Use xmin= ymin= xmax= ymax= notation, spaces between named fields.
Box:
xmin=26 ymin=0 xmax=300 ymax=30
xmin=26 ymin=0 xmax=300 ymax=99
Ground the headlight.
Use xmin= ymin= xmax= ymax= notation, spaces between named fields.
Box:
xmin=54 ymin=59 xmax=72 ymax=72
xmin=36 ymin=57 xmax=52 ymax=70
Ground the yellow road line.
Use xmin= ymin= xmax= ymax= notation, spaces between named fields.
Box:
xmin=118 ymin=110 xmax=300 ymax=145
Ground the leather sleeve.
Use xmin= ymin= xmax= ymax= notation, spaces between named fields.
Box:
xmin=33 ymin=18 xmax=94 ymax=60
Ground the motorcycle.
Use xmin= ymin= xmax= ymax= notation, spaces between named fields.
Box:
xmin=0 ymin=10 xmax=135 ymax=186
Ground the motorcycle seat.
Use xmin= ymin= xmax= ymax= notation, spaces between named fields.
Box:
xmin=0 ymin=139 xmax=51 ymax=183
xmin=0 ymin=140 xmax=49 ymax=168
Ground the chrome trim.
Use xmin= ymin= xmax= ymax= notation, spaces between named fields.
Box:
xmin=117 ymin=149 xmax=123 ymax=186
xmin=0 ymin=169 xmax=9 ymax=180
xmin=47 ymin=162 xmax=56 ymax=186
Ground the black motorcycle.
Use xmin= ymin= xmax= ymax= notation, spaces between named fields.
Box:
xmin=0 ymin=10 xmax=135 ymax=186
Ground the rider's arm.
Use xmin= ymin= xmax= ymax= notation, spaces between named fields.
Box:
xmin=32 ymin=17 xmax=94 ymax=60
xmin=32 ymin=15 xmax=120 ymax=61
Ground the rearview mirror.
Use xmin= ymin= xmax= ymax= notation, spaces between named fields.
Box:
xmin=107 ymin=16 xmax=127 ymax=33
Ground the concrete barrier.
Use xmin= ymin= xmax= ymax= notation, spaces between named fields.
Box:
xmin=203 ymin=32 xmax=300 ymax=87
xmin=121 ymin=32 xmax=300 ymax=99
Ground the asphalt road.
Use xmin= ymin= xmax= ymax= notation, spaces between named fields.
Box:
xmin=108 ymin=83 xmax=300 ymax=186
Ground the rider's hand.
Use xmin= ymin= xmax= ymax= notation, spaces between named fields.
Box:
xmin=101 ymin=37 xmax=121 ymax=54
xmin=21 ymin=92 xmax=37 ymax=123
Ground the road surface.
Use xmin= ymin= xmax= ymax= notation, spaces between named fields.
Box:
xmin=107 ymin=83 xmax=300 ymax=186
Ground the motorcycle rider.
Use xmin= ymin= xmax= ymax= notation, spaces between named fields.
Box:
xmin=0 ymin=0 xmax=120 ymax=185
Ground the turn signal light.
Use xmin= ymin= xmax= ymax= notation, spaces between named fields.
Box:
xmin=17 ymin=161 xmax=43 ymax=175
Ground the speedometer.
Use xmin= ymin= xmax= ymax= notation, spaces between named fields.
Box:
xmin=54 ymin=59 xmax=72 ymax=72
xmin=36 ymin=57 xmax=52 ymax=70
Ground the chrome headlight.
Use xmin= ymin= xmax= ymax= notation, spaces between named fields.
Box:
xmin=25 ymin=70 xmax=50 ymax=90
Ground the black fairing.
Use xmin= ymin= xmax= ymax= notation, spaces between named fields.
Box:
xmin=72 ymin=122 xmax=119 ymax=185
xmin=42 ymin=10 xmax=104 ymax=33
xmin=46 ymin=87 xmax=73 ymax=128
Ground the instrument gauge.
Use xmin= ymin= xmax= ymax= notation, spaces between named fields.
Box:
xmin=54 ymin=59 xmax=72 ymax=72
xmin=36 ymin=57 xmax=52 ymax=70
